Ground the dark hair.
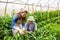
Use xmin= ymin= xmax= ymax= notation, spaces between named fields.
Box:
xmin=17 ymin=12 xmax=27 ymax=23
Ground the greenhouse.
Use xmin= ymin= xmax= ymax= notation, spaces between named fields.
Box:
xmin=0 ymin=0 xmax=60 ymax=40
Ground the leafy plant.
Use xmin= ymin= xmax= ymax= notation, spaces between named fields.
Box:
xmin=0 ymin=10 xmax=60 ymax=40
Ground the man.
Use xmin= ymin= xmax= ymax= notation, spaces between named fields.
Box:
xmin=25 ymin=16 xmax=37 ymax=33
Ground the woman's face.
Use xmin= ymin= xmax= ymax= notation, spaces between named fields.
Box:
xmin=21 ymin=12 xmax=27 ymax=17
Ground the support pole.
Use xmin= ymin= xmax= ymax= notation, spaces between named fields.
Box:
xmin=4 ymin=0 xmax=8 ymax=16
xmin=47 ymin=4 xmax=49 ymax=20
xmin=24 ymin=5 xmax=26 ymax=8
xmin=40 ymin=4 xmax=42 ymax=18
xmin=28 ymin=4 xmax=29 ymax=12
xmin=57 ymin=1 xmax=59 ymax=19
xmin=32 ymin=3 xmax=34 ymax=13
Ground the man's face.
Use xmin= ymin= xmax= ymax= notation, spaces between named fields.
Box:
xmin=21 ymin=12 xmax=27 ymax=17
xmin=29 ymin=21 xmax=33 ymax=24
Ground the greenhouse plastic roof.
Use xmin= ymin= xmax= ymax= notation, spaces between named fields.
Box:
xmin=0 ymin=0 xmax=60 ymax=7
xmin=0 ymin=0 xmax=60 ymax=16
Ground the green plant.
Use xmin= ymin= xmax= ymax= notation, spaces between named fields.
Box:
xmin=0 ymin=10 xmax=60 ymax=40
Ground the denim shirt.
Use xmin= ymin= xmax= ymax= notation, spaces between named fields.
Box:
xmin=11 ymin=14 xmax=18 ymax=29
xmin=11 ymin=14 xmax=26 ymax=29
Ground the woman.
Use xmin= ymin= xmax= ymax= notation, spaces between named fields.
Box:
xmin=11 ymin=8 xmax=28 ymax=35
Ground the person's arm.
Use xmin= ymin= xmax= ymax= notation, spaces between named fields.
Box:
xmin=14 ymin=26 xmax=22 ymax=31
xmin=24 ymin=23 xmax=28 ymax=31
xmin=35 ymin=23 xmax=37 ymax=31
xmin=11 ymin=14 xmax=18 ymax=29
xmin=14 ymin=26 xmax=25 ymax=35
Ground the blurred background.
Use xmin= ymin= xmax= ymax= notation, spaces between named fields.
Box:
xmin=0 ymin=0 xmax=60 ymax=40
xmin=0 ymin=0 xmax=60 ymax=16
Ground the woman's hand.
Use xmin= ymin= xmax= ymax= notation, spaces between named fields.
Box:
xmin=19 ymin=30 xmax=25 ymax=35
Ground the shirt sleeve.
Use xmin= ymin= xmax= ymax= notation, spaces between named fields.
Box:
xmin=23 ymin=23 xmax=27 ymax=30
xmin=34 ymin=23 xmax=37 ymax=30
xmin=14 ymin=26 xmax=21 ymax=31
xmin=11 ymin=14 xmax=18 ymax=29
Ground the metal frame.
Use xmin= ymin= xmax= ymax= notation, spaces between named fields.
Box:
xmin=0 ymin=0 xmax=60 ymax=16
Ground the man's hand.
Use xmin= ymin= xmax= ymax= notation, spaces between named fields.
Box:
xmin=26 ymin=31 xmax=32 ymax=34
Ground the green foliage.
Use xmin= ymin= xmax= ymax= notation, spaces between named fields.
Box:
xmin=0 ymin=10 xmax=60 ymax=40
xmin=0 ymin=16 xmax=12 ymax=40
xmin=33 ymin=10 xmax=60 ymax=23
xmin=44 ymin=23 xmax=60 ymax=40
